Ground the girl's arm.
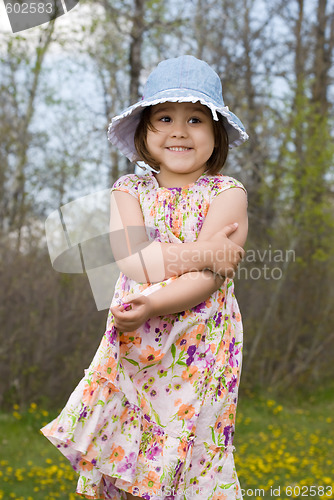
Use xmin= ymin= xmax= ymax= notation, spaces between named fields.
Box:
xmin=110 ymin=187 xmax=248 ymax=332
xmin=110 ymin=270 xmax=225 ymax=332
xmin=110 ymin=189 xmax=245 ymax=282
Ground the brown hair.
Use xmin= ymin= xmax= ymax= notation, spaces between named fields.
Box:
xmin=134 ymin=106 xmax=229 ymax=175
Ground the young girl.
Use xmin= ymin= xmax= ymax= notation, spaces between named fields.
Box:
xmin=41 ymin=55 xmax=248 ymax=500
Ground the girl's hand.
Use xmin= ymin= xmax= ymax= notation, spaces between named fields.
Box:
xmin=110 ymin=294 xmax=153 ymax=332
xmin=206 ymin=223 xmax=245 ymax=278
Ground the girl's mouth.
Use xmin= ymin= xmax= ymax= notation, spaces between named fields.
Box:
xmin=167 ymin=147 xmax=192 ymax=151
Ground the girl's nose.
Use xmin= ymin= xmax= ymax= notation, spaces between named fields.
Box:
xmin=170 ymin=121 xmax=188 ymax=138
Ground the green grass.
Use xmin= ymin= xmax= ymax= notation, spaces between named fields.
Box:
xmin=234 ymin=387 xmax=334 ymax=499
xmin=0 ymin=405 xmax=77 ymax=500
xmin=0 ymin=390 xmax=333 ymax=500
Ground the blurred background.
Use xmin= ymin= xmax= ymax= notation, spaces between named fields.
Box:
xmin=0 ymin=0 xmax=333 ymax=498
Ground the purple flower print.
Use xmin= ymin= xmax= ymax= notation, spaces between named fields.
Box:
xmin=228 ymin=375 xmax=237 ymax=393
xmin=186 ymin=356 xmax=194 ymax=366
xmin=78 ymin=405 xmax=88 ymax=421
xmin=186 ymin=344 xmax=196 ymax=366
xmin=106 ymin=326 xmax=117 ymax=345
xmin=158 ymin=368 xmax=167 ymax=378
xmin=193 ymin=301 xmax=206 ymax=313
xmin=150 ymin=388 xmax=159 ymax=398
xmin=154 ymin=426 xmax=164 ymax=436
xmin=117 ymin=452 xmax=137 ymax=475
xmin=143 ymin=321 xmax=151 ymax=333
xmin=214 ymin=312 xmax=222 ymax=328
xmin=229 ymin=338 xmax=236 ymax=367
xmin=223 ymin=424 xmax=233 ymax=447
xmin=187 ymin=345 xmax=196 ymax=357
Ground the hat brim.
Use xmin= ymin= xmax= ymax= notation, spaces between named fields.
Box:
xmin=108 ymin=92 xmax=248 ymax=162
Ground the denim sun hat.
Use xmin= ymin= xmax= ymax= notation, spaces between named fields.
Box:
xmin=107 ymin=55 xmax=248 ymax=162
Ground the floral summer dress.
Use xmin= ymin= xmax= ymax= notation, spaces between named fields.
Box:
xmin=41 ymin=171 xmax=246 ymax=500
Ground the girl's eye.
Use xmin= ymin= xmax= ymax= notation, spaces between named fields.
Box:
xmin=159 ymin=116 xmax=171 ymax=122
xmin=189 ymin=117 xmax=201 ymax=124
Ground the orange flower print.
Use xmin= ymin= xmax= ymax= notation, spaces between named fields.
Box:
xmin=228 ymin=403 xmax=236 ymax=416
xmin=205 ymin=297 xmax=212 ymax=308
xmin=178 ymin=439 xmax=188 ymax=459
xmin=191 ymin=324 xmax=205 ymax=341
xmin=234 ymin=312 xmax=241 ymax=322
xmin=210 ymin=343 xmax=217 ymax=355
xmin=176 ymin=323 xmax=204 ymax=350
xmin=215 ymin=344 xmax=227 ymax=365
xmin=120 ymin=332 xmax=142 ymax=347
xmin=177 ymin=404 xmax=195 ymax=420
xmin=85 ymin=442 xmax=97 ymax=462
xmin=78 ymin=458 xmax=94 ymax=471
xmin=217 ymin=290 xmax=226 ymax=307
xmin=139 ymin=396 xmax=150 ymax=414
xmin=139 ymin=346 xmax=163 ymax=364
xmin=120 ymin=332 xmax=141 ymax=356
xmin=82 ymin=379 xmax=99 ymax=404
xmin=214 ymin=415 xmax=225 ymax=433
xmin=214 ymin=410 xmax=233 ymax=433
xmin=102 ymin=381 xmax=118 ymax=399
xmin=109 ymin=445 xmax=125 ymax=462
xmin=95 ymin=356 xmax=117 ymax=377
xmin=182 ymin=365 xmax=199 ymax=383
xmin=142 ymin=470 xmax=160 ymax=491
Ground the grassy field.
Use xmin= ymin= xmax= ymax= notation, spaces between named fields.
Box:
xmin=0 ymin=388 xmax=333 ymax=500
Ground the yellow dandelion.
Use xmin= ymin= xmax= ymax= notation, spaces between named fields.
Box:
xmin=273 ymin=405 xmax=283 ymax=414
xmin=267 ymin=399 xmax=276 ymax=407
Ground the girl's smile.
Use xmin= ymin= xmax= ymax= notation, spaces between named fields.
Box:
xmin=146 ymin=102 xmax=215 ymax=187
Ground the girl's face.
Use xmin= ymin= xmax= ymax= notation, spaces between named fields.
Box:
xmin=146 ymin=102 xmax=215 ymax=185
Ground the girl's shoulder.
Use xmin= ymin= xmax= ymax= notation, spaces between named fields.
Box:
xmin=204 ymin=173 xmax=247 ymax=197
xmin=110 ymin=173 xmax=154 ymax=199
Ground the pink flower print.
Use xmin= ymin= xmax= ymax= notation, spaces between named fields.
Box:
xmin=116 ymin=452 xmax=137 ymax=474
xmin=146 ymin=443 xmax=162 ymax=460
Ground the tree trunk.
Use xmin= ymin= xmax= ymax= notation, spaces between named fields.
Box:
xmin=129 ymin=0 xmax=145 ymax=103
xmin=9 ymin=21 xmax=55 ymax=248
